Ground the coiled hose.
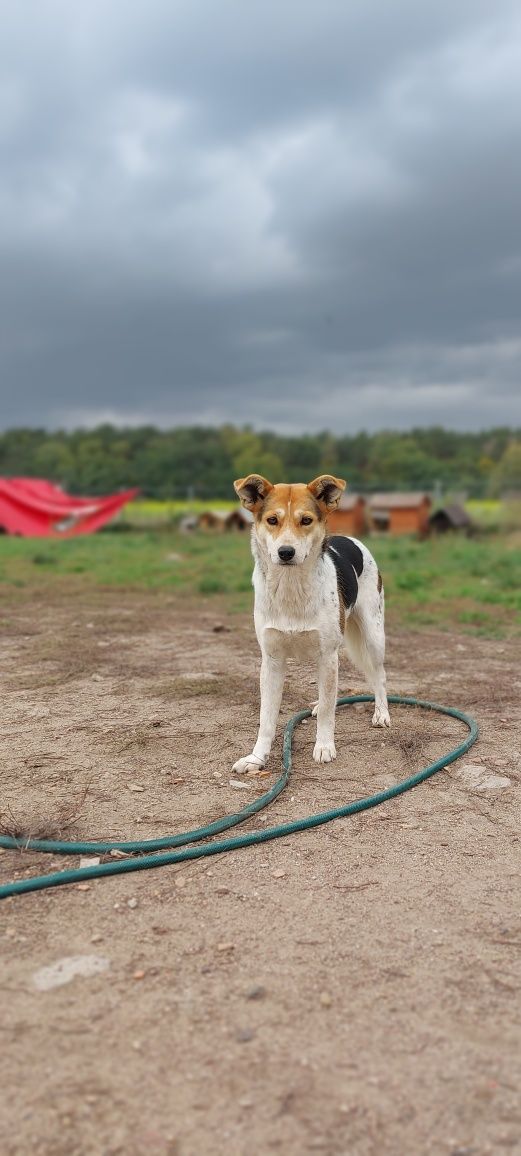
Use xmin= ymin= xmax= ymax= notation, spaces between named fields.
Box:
xmin=0 ymin=695 xmax=478 ymax=900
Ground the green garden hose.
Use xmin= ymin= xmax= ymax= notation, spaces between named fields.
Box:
xmin=0 ymin=695 xmax=478 ymax=900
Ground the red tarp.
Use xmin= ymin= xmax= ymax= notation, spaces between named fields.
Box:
xmin=0 ymin=478 xmax=139 ymax=537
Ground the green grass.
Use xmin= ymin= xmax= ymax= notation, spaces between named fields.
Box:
xmin=373 ymin=534 xmax=520 ymax=636
xmin=0 ymin=529 xmax=519 ymax=636
xmin=0 ymin=529 xmax=254 ymax=606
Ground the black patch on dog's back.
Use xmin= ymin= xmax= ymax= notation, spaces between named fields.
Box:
xmin=325 ymin=535 xmax=364 ymax=610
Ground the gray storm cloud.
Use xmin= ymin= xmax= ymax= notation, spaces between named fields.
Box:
xmin=0 ymin=0 xmax=520 ymax=431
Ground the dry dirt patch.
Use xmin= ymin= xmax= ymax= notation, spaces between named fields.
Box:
xmin=0 ymin=591 xmax=520 ymax=1156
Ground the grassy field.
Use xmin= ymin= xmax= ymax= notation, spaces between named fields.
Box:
xmin=0 ymin=527 xmax=519 ymax=637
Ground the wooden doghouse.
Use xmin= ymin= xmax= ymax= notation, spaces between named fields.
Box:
xmin=428 ymin=504 xmax=473 ymax=535
xmin=197 ymin=508 xmax=254 ymax=531
xmin=367 ymin=493 xmax=432 ymax=535
xmin=197 ymin=510 xmax=229 ymax=531
xmin=225 ymin=508 xmax=254 ymax=531
xmin=326 ymin=494 xmax=366 ymax=536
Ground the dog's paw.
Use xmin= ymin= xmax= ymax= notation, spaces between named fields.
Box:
xmin=372 ymin=706 xmax=391 ymax=728
xmin=313 ymin=740 xmax=337 ymax=764
xmin=310 ymin=700 xmax=319 ymax=717
xmin=232 ymin=754 xmax=266 ymax=775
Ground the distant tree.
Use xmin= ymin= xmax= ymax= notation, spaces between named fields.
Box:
xmin=32 ymin=439 xmax=75 ymax=484
xmin=222 ymin=427 xmax=283 ymax=485
xmin=366 ymin=434 xmax=438 ymax=490
xmin=489 ymin=441 xmax=521 ymax=496
xmin=232 ymin=445 xmax=284 ymax=485
xmin=0 ymin=428 xmax=46 ymax=476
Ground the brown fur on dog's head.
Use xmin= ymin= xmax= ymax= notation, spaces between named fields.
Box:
xmin=306 ymin=475 xmax=346 ymax=511
xmin=233 ymin=474 xmax=274 ymax=512
xmin=234 ymin=474 xmax=346 ymax=564
xmin=234 ymin=473 xmax=345 ymax=517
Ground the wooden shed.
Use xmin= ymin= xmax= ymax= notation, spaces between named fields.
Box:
xmin=326 ymin=494 xmax=366 ymax=536
xmin=367 ymin=493 xmax=432 ymax=535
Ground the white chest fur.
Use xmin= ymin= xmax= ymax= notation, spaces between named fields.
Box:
xmin=252 ymin=552 xmax=342 ymax=655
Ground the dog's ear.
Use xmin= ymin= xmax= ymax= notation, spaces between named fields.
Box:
xmin=307 ymin=475 xmax=346 ymax=511
xmin=234 ymin=474 xmax=274 ymax=511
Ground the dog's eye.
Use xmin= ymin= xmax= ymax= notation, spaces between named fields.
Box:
xmin=266 ymin=516 xmax=278 ymax=525
xmin=301 ymin=516 xmax=313 ymax=526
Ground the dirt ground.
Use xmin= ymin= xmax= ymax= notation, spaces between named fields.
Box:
xmin=0 ymin=589 xmax=520 ymax=1156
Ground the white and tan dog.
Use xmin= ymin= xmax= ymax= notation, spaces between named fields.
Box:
xmin=232 ymin=473 xmax=390 ymax=774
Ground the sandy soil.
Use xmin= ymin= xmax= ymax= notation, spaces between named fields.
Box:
xmin=0 ymin=589 xmax=520 ymax=1156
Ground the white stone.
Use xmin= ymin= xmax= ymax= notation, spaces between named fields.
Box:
xmin=32 ymin=955 xmax=110 ymax=991
xmin=449 ymin=764 xmax=511 ymax=790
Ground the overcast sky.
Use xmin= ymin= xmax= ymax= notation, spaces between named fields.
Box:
xmin=1 ymin=0 xmax=520 ymax=433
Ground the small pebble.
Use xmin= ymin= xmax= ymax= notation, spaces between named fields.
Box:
xmin=245 ymin=985 xmax=266 ymax=1001
xmin=133 ymin=970 xmax=146 ymax=980
xmin=127 ymin=784 xmax=145 ymax=793
xmin=236 ymin=1028 xmax=255 ymax=1043
xmin=77 ymin=883 xmax=91 ymax=892
xmin=127 ymin=898 xmax=138 ymax=909
xmin=272 ymin=868 xmax=286 ymax=879
xmin=216 ymin=942 xmax=235 ymax=953
xmin=319 ymin=992 xmax=332 ymax=1008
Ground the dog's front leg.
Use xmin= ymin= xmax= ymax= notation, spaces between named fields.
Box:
xmin=232 ymin=651 xmax=286 ymax=774
xmin=313 ymin=649 xmax=338 ymax=763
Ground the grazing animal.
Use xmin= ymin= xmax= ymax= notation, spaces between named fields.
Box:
xmin=232 ymin=474 xmax=390 ymax=774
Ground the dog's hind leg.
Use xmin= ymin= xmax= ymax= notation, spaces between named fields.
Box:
xmin=343 ymin=605 xmax=390 ymax=728
xmin=232 ymin=652 xmax=287 ymax=774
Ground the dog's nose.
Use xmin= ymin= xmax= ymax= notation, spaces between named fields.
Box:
xmin=278 ymin=546 xmax=296 ymax=563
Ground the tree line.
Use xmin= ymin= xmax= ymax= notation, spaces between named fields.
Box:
xmin=0 ymin=424 xmax=519 ymax=499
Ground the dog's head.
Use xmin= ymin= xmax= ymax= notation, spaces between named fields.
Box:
xmin=234 ymin=474 xmax=346 ymax=566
